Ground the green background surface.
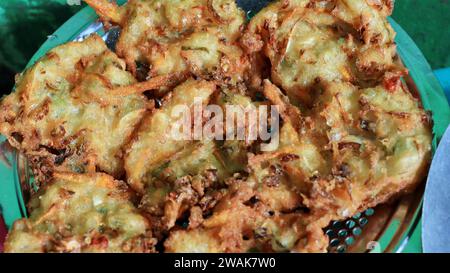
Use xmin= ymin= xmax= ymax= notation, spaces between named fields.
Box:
xmin=0 ymin=0 xmax=449 ymax=253
xmin=392 ymin=0 xmax=450 ymax=70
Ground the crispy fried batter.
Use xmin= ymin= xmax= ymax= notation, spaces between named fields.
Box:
xmin=85 ymin=0 xmax=124 ymax=24
xmin=0 ymin=35 xmax=148 ymax=182
xmin=303 ymin=78 xmax=432 ymax=220
xmin=240 ymin=0 xmax=431 ymax=223
xmin=165 ymin=177 xmax=329 ymax=253
xmin=86 ymin=0 xmax=249 ymax=86
xmin=140 ymin=141 xmax=229 ymax=233
xmin=255 ymin=77 xmax=431 ymax=222
xmin=4 ymin=172 xmax=156 ymax=253
xmin=124 ymin=78 xmax=238 ymax=235
xmin=2 ymin=0 xmax=433 ymax=253
xmin=243 ymin=0 xmax=404 ymax=106
xmin=125 ymin=78 xmax=216 ymax=193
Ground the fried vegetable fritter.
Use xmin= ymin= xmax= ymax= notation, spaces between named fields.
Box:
xmin=305 ymin=78 xmax=432 ymax=220
xmin=165 ymin=176 xmax=329 ymax=253
xmin=86 ymin=0 xmax=249 ymax=86
xmin=125 ymin=78 xmax=217 ymax=193
xmin=238 ymin=0 xmax=432 ymax=223
xmin=125 ymin=78 xmax=224 ymax=234
xmin=0 ymin=35 xmax=148 ymax=182
xmin=242 ymin=0 xmax=403 ymax=106
xmin=257 ymin=77 xmax=431 ymax=222
xmin=140 ymin=141 xmax=229 ymax=233
xmin=4 ymin=172 xmax=156 ymax=253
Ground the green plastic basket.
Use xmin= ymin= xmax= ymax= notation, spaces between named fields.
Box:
xmin=0 ymin=1 xmax=449 ymax=253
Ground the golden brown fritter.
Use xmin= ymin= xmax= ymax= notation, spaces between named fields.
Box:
xmin=239 ymin=0 xmax=432 ymax=223
xmin=256 ymin=77 xmax=431 ymax=222
xmin=125 ymin=78 xmax=217 ymax=193
xmin=127 ymin=79 xmax=331 ymax=252
xmin=0 ymin=35 xmax=148 ymax=182
xmin=165 ymin=176 xmax=329 ymax=253
xmin=85 ymin=0 xmax=249 ymax=86
xmin=4 ymin=172 xmax=156 ymax=253
xmin=124 ymin=79 xmax=229 ymax=235
xmin=139 ymin=141 xmax=229 ymax=234
xmin=125 ymin=80 xmax=268 ymax=237
xmin=242 ymin=0 xmax=403 ymax=106
xmin=304 ymin=78 xmax=432 ymax=220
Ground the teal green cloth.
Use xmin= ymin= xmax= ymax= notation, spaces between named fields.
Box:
xmin=392 ymin=0 xmax=450 ymax=69
xmin=0 ymin=0 xmax=84 ymax=73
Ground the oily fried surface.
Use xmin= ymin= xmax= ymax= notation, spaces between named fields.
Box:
xmin=125 ymin=79 xmax=237 ymax=236
xmin=164 ymin=176 xmax=329 ymax=253
xmin=86 ymin=0 xmax=249 ymax=87
xmin=242 ymin=0 xmax=403 ymax=106
xmin=125 ymin=78 xmax=218 ymax=193
xmin=239 ymin=0 xmax=432 ymax=222
xmin=0 ymin=35 xmax=148 ymax=182
xmin=126 ymin=78 xmax=331 ymax=253
xmin=2 ymin=0 xmax=433 ymax=253
xmin=259 ymin=78 xmax=431 ymax=222
xmin=4 ymin=172 xmax=156 ymax=253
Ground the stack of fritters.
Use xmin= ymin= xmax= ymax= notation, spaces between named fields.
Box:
xmin=1 ymin=0 xmax=432 ymax=253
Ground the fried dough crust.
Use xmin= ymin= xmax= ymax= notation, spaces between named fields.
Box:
xmin=1 ymin=1 xmax=433 ymax=253
xmin=86 ymin=0 xmax=249 ymax=86
xmin=258 ymin=78 xmax=431 ymax=222
xmin=125 ymin=78 xmax=216 ymax=193
xmin=305 ymin=79 xmax=432 ymax=220
xmin=165 ymin=177 xmax=329 ymax=253
xmin=4 ymin=172 xmax=156 ymax=253
xmin=242 ymin=0 xmax=402 ymax=105
xmin=0 ymin=35 xmax=148 ymax=182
